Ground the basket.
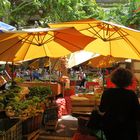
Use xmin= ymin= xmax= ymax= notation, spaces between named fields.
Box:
xmin=0 ymin=118 xmax=22 ymax=140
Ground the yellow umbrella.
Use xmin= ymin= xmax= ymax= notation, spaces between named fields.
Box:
xmin=87 ymin=55 xmax=125 ymax=68
xmin=49 ymin=18 xmax=140 ymax=60
xmin=0 ymin=27 xmax=94 ymax=62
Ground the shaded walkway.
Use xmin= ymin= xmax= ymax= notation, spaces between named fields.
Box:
xmin=38 ymin=115 xmax=78 ymax=140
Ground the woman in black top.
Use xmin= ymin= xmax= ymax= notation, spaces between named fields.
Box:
xmin=99 ymin=67 xmax=140 ymax=140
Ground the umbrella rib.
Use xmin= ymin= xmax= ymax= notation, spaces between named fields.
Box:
xmin=112 ymin=26 xmax=132 ymax=41
xmin=40 ymin=34 xmax=56 ymax=56
xmin=0 ymin=39 xmax=22 ymax=56
xmin=20 ymin=33 xmax=49 ymax=46
xmin=85 ymin=23 xmax=128 ymax=41
xmin=78 ymin=24 xmax=104 ymax=40
xmin=88 ymin=23 xmax=107 ymax=40
xmin=83 ymin=23 xmax=118 ymax=41
xmin=19 ymin=33 xmax=42 ymax=46
xmin=21 ymin=34 xmax=35 ymax=60
xmin=0 ymin=34 xmax=33 ymax=60
xmin=108 ymin=26 xmax=140 ymax=57
xmin=102 ymin=24 xmax=130 ymax=41
xmin=105 ymin=24 xmax=126 ymax=41
xmin=101 ymin=23 xmax=125 ymax=41
xmin=104 ymin=23 xmax=116 ymax=40
xmin=34 ymin=32 xmax=46 ymax=45
xmin=41 ymin=32 xmax=48 ymax=45
xmin=42 ymin=45 xmax=48 ymax=56
xmin=41 ymin=33 xmax=61 ymax=56
xmin=34 ymin=32 xmax=41 ymax=45
xmin=88 ymin=24 xmax=105 ymax=40
xmin=21 ymin=34 xmax=34 ymax=43
xmin=118 ymin=30 xmax=140 ymax=57
xmin=43 ymin=33 xmax=54 ymax=44
xmin=102 ymin=23 xmax=108 ymax=39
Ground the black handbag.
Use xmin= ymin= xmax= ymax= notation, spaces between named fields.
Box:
xmin=87 ymin=110 xmax=103 ymax=130
xmin=87 ymin=110 xmax=106 ymax=140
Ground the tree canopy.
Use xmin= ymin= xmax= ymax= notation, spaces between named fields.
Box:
xmin=0 ymin=0 xmax=139 ymax=30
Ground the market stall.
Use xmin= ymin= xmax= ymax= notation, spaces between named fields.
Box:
xmin=0 ymin=83 xmax=53 ymax=140
xmin=17 ymin=81 xmax=61 ymax=96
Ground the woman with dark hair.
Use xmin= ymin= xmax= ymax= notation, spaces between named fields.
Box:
xmin=99 ymin=67 xmax=140 ymax=140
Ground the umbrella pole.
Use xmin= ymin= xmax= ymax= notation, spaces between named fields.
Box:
xmin=102 ymin=68 xmax=105 ymax=89
xmin=49 ymin=58 xmax=51 ymax=83
xmin=49 ymin=58 xmax=55 ymax=102
xmin=11 ymin=62 xmax=14 ymax=86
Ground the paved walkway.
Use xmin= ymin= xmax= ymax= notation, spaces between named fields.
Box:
xmin=38 ymin=115 xmax=78 ymax=140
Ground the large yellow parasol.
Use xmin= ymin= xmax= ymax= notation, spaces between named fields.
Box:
xmin=0 ymin=27 xmax=94 ymax=62
xmin=87 ymin=55 xmax=125 ymax=68
xmin=49 ymin=18 xmax=140 ymax=60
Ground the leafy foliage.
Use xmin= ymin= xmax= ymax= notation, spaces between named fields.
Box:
xmin=28 ymin=86 xmax=52 ymax=101
xmin=0 ymin=0 xmax=11 ymax=23
xmin=2 ymin=85 xmax=49 ymax=117
xmin=0 ymin=0 xmax=139 ymax=29
xmin=0 ymin=86 xmax=21 ymax=108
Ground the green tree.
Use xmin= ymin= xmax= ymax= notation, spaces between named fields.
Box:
xmin=125 ymin=0 xmax=140 ymax=29
xmin=0 ymin=0 xmax=103 ymax=27
xmin=0 ymin=0 xmax=11 ymax=23
xmin=0 ymin=0 xmax=139 ymax=30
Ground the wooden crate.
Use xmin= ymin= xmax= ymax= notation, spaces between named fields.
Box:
xmin=22 ymin=113 xmax=43 ymax=135
xmin=0 ymin=119 xmax=22 ymax=140
xmin=71 ymin=95 xmax=100 ymax=114
xmin=72 ymin=106 xmax=94 ymax=113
